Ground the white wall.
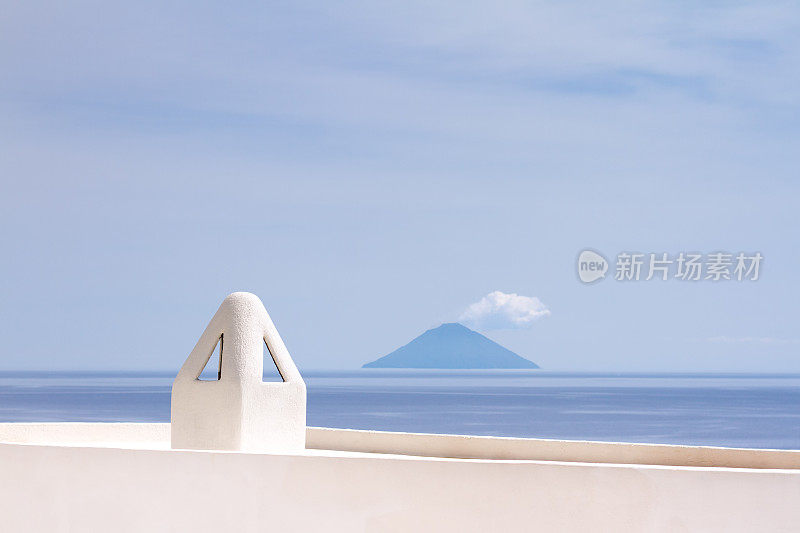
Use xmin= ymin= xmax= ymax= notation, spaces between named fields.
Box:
xmin=2 ymin=423 xmax=798 ymax=469
xmin=0 ymin=424 xmax=799 ymax=532
xmin=307 ymin=427 xmax=800 ymax=469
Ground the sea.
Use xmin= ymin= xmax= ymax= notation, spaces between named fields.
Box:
xmin=1 ymin=370 xmax=799 ymax=450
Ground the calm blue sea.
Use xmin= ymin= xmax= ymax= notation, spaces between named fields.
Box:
xmin=1 ymin=370 xmax=799 ymax=449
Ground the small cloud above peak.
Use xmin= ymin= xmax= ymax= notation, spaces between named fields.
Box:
xmin=459 ymin=291 xmax=550 ymax=331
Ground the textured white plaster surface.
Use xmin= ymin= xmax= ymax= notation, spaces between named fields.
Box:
xmin=171 ymin=292 xmax=306 ymax=453
xmin=3 ymin=424 xmax=800 ymax=469
xmin=0 ymin=425 xmax=799 ymax=533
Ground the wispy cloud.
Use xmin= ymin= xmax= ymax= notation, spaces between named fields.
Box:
xmin=459 ymin=291 xmax=550 ymax=330
xmin=3 ymin=1 xmax=799 ymax=143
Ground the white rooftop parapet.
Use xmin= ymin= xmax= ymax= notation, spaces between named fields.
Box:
xmin=171 ymin=292 xmax=306 ymax=453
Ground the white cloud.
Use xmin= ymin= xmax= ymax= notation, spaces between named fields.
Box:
xmin=459 ymin=291 xmax=550 ymax=330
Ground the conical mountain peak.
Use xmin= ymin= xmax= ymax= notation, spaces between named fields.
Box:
xmin=363 ymin=323 xmax=538 ymax=369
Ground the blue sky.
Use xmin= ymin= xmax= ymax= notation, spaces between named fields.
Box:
xmin=1 ymin=1 xmax=799 ymax=371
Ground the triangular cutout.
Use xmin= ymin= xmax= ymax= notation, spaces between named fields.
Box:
xmin=263 ymin=338 xmax=285 ymax=382
xmin=198 ymin=335 xmax=223 ymax=381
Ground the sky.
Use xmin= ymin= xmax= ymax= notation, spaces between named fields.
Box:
xmin=1 ymin=1 xmax=799 ymax=372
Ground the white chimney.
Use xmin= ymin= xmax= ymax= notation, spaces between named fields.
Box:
xmin=171 ymin=292 xmax=306 ymax=453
